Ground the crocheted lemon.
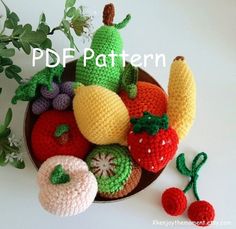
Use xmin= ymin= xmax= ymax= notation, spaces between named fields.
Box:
xmin=167 ymin=56 xmax=196 ymax=139
xmin=73 ymin=85 xmax=130 ymax=145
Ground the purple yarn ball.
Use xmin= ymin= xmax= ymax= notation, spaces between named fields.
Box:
xmin=60 ymin=81 xmax=74 ymax=97
xmin=32 ymin=97 xmax=51 ymax=115
xmin=52 ymin=94 xmax=71 ymax=110
xmin=40 ymin=82 xmax=59 ymax=99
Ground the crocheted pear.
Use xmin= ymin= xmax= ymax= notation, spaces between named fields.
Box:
xmin=73 ymin=84 xmax=130 ymax=145
xmin=75 ymin=3 xmax=131 ymax=93
xmin=167 ymin=56 xmax=196 ymax=139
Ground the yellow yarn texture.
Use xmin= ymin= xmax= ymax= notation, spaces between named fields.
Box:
xmin=167 ymin=58 xmax=196 ymax=139
xmin=73 ymin=85 xmax=130 ymax=145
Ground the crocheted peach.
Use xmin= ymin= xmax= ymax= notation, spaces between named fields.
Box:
xmin=73 ymin=85 xmax=130 ymax=145
xmin=31 ymin=110 xmax=91 ymax=163
xmin=119 ymin=81 xmax=167 ymax=118
xmin=37 ymin=156 xmax=97 ymax=216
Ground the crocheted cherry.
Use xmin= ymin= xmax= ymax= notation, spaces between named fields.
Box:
xmin=161 ymin=153 xmax=215 ymax=226
xmin=162 ymin=187 xmax=187 ymax=216
xmin=31 ymin=110 xmax=91 ymax=164
xmin=127 ymin=112 xmax=179 ymax=173
xmin=188 ymin=200 xmax=215 ymax=227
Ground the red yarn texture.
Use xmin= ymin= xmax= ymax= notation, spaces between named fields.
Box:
xmin=120 ymin=81 xmax=167 ymax=118
xmin=31 ymin=110 xmax=91 ymax=163
xmin=128 ymin=127 xmax=178 ymax=173
xmin=162 ymin=187 xmax=187 ymax=216
xmin=188 ymin=200 xmax=215 ymax=227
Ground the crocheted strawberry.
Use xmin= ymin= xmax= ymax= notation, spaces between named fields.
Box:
xmin=127 ymin=112 xmax=179 ymax=173
xmin=31 ymin=110 xmax=91 ymax=164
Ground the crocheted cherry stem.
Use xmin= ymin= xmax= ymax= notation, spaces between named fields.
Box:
xmin=54 ymin=124 xmax=70 ymax=145
xmin=130 ymin=112 xmax=168 ymax=135
xmin=50 ymin=164 xmax=70 ymax=184
xmin=176 ymin=152 xmax=208 ymax=200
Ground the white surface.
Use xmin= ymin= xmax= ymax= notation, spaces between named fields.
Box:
xmin=0 ymin=0 xmax=236 ymax=228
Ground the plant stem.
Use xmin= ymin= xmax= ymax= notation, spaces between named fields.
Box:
xmin=48 ymin=26 xmax=63 ymax=35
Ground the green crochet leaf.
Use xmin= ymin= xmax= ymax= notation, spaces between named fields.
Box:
xmin=50 ymin=164 xmax=70 ymax=184
xmin=121 ymin=63 xmax=138 ymax=99
xmin=11 ymin=64 xmax=64 ymax=104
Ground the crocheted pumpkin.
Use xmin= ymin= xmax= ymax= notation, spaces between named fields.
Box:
xmin=76 ymin=3 xmax=131 ymax=92
xmin=120 ymin=81 xmax=168 ymax=118
xmin=86 ymin=145 xmax=141 ymax=199
xmin=167 ymin=56 xmax=196 ymax=139
xmin=73 ymin=85 xmax=130 ymax=145
xmin=31 ymin=110 xmax=91 ymax=163
xmin=37 ymin=156 xmax=97 ymax=216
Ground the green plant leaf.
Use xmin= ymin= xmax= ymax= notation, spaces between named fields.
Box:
xmin=9 ymin=12 xmax=19 ymax=25
xmin=4 ymin=108 xmax=12 ymax=128
xmin=20 ymin=30 xmax=47 ymax=45
xmin=0 ymin=151 xmax=7 ymax=166
xmin=12 ymin=24 xmax=23 ymax=36
xmin=5 ymin=66 xmax=22 ymax=83
xmin=12 ymin=40 xmax=22 ymax=49
xmin=62 ymin=19 xmax=70 ymax=32
xmin=40 ymin=38 xmax=52 ymax=49
xmin=10 ymin=159 xmax=25 ymax=169
xmin=4 ymin=19 xmax=15 ymax=29
xmin=20 ymin=41 xmax=31 ymax=54
xmin=38 ymin=23 xmax=50 ymax=35
xmin=39 ymin=13 xmax=46 ymax=23
xmin=0 ymin=66 xmax=4 ymax=73
xmin=0 ymin=127 xmax=11 ymax=138
xmin=1 ymin=57 xmax=13 ymax=66
xmin=0 ymin=48 xmax=15 ymax=57
xmin=65 ymin=0 xmax=76 ymax=8
xmin=66 ymin=7 xmax=76 ymax=17
xmin=9 ymin=65 xmax=21 ymax=73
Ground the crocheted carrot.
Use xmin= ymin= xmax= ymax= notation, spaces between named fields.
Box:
xmin=76 ymin=3 xmax=131 ymax=93
xmin=162 ymin=152 xmax=215 ymax=227
xmin=167 ymin=56 xmax=196 ymax=139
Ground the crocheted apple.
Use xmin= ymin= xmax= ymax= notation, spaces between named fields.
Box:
xmin=31 ymin=110 xmax=91 ymax=163
xmin=161 ymin=153 xmax=215 ymax=227
xmin=127 ymin=112 xmax=179 ymax=173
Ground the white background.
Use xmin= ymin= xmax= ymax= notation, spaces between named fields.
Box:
xmin=0 ymin=0 xmax=236 ymax=228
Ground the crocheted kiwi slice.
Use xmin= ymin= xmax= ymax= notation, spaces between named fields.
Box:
xmin=86 ymin=145 xmax=132 ymax=194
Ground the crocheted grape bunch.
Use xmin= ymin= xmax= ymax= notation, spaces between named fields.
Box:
xmin=32 ymin=81 xmax=75 ymax=115
xmin=161 ymin=153 xmax=215 ymax=227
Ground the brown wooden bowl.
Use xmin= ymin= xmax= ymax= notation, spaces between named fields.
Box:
xmin=24 ymin=60 xmax=166 ymax=202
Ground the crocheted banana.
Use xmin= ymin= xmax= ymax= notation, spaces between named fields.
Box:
xmin=167 ymin=56 xmax=196 ymax=139
xmin=76 ymin=4 xmax=131 ymax=93
xmin=73 ymin=85 xmax=130 ymax=145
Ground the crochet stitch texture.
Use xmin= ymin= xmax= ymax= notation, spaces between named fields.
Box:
xmin=167 ymin=57 xmax=196 ymax=139
xmin=73 ymin=85 xmax=130 ymax=145
xmin=37 ymin=156 xmax=97 ymax=217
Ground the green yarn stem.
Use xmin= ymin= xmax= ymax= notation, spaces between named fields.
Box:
xmin=121 ymin=63 xmax=138 ymax=99
xmin=114 ymin=14 xmax=131 ymax=30
xmin=177 ymin=152 xmax=208 ymax=201
xmin=50 ymin=164 xmax=70 ymax=185
xmin=130 ymin=112 xmax=169 ymax=135
xmin=54 ymin=124 xmax=70 ymax=138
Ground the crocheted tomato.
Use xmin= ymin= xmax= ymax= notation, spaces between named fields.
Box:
xmin=127 ymin=112 xmax=178 ymax=173
xmin=120 ymin=81 xmax=167 ymax=118
xmin=31 ymin=110 xmax=91 ymax=163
